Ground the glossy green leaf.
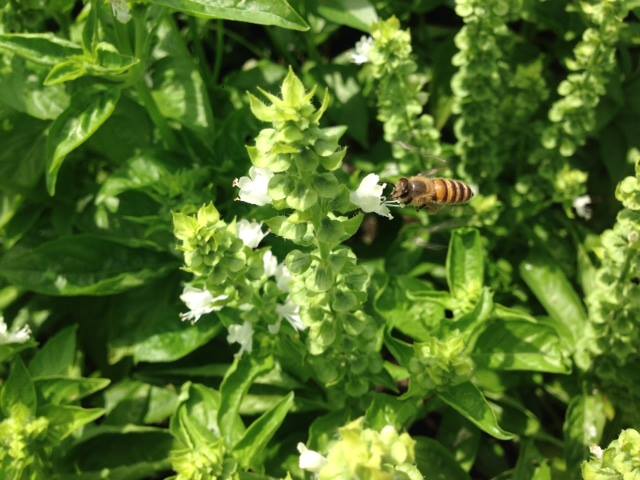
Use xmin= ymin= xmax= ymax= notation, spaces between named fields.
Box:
xmin=41 ymin=404 xmax=105 ymax=441
xmin=107 ymin=282 xmax=221 ymax=364
xmin=0 ymin=114 xmax=47 ymax=192
xmin=364 ymin=393 xmax=422 ymax=431
xmin=316 ymin=0 xmax=378 ymax=32
xmin=146 ymin=0 xmax=309 ymax=30
xmin=519 ymin=253 xmax=587 ymax=347
xmin=233 ymin=392 xmax=294 ymax=468
xmin=447 ymin=228 xmax=485 ymax=296
xmin=44 ymin=58 xmax=86 ymax=85
xmin=218 ymin=355 xmax=274 ymax=445
xmin=46 ymin=88 xmax=120 ymax=195
xmin=438 ymin=382 xmax=514 ymax=440
xmin=436 ymin=411 xmax=479 ymax=472
xmin=1 ymin=356 xmax=36 ymax=416
xmin=563 ymin=393 xmax=610 ymax=478
xmin=414 ymin=436 xmax=472 ymax=480
xmin=36 ymin=377 xmax=110 ymax=405
xmin=150 ymin=18 xmax=213 ymax=138
xmin=472 ymin=319 xmax=570 ymax=373
xmin=104 ymin=380 xmax=178 ymax=425
xmin=28 ymin=324 xmax=77 ymax=377
xmin=0 ymin=61 xmax=69 ymax=119
xmin=0 ymin=235 xmax=175 ymax=296
xmin=0 ymin=33 xmax=82 ymax=65
xmin=62 ymin=425 xmax=172 ymax=477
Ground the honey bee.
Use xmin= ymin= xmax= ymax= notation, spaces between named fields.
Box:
xmin=390 ymin=174 xmax=474 ymax=212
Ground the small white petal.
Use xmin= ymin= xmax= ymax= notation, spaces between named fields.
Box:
xmin=233 ymin=167 xmax=274 ymax=206
xmin=263 ymin=251 xmax=278 ymax=277
xmin=589 ymin=445 xmax=603 ymax=459
xmin=275 ymin=264 xmax=293 ymax=292
xmin=297 ymin=443 xmax=327 ymax=472
xmin=110 ymin=0 xmax=131 ymax=23
xmin=227 ymin=321 xmax=254 ymax=356
xmin=351 ymin=36 xmax=374 ymax=65
xmin=276 ymin=299 xmax=305 ymax=331
xmin=350 ymin=173 xmax=393 ymax=219
xmin=179 ymin=286 xmax=228 ymax=323
xmin=573 ymin=194 xmax=592 ymax=220
xmin=0 ymin=317 xmax=31 ymax=345
xmin=267 ymin=319 xmax=281 ymax=334
xmin=237 ymin=219 xmax=268 ymax=248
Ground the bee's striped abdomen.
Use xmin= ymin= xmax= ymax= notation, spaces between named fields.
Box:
xmin=434 ymin=179 xmax=473 ymax=204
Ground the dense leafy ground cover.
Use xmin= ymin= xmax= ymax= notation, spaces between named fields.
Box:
xmin=1 ymin=0 xmax=640 ymax=478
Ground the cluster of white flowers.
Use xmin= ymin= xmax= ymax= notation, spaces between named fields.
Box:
xmin=234 ymin=168 xmax=393 ymax=221
xmin=0 ymin=316 xmax=31 ymax=345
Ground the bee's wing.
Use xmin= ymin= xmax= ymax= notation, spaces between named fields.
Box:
xmin=417 ymin=168 xmax=445 ymax=178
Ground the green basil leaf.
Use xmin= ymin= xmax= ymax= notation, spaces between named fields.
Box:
xmin=315 ymin=0 xmax=379 ymax=32
xmin=472 ymin=319 xmax=571 ymax=373
xmin=0 ymin=235 xmax=175 ymax=296
xmin=519 ymin=253 xmax=587 ymax=348
xmin=29 ymin=325 xmax=77 ymax=377
xmin=147 ymin=0 xmax=309 ymax=30
xmin=0 ymin=33 xmax=82 ymax=66
xmin=414 ymin=436 xmax=472 ymax=480
xmin=46 ymin=88 xmax=120 ymax=195
xmin=149 ymin=18 xmax=213 ymax=138
xmin=104 ymin=380 xmax=178 ymax=425
xmin=233 ymin=391 xmax=294 ymax=469
xmin=0 ymin=113 xmax=47 ymax=192
xmin=446 ymin=228 xmax=485 ymax=296
xmin=41 ymin=404 xmax=105 ymax=441
xmin=1 ymin=356 xmax=36 ymax=416
xmin=62 ymin=425 xmax=172 ymax=477
xmin=218 ymin=354 xmax=274 ymax=445
xmin=364 ymin=393 xmax=422 ymax=431
xmin=0 ymin=61 xmax=69 ymax=119
xmin=563 ymin=393 xmax=610 ymax=478
xmin=438 ymin=382 xmax=514 ymax=440
xmin=36 ymin=376 xmax=110 ymax=405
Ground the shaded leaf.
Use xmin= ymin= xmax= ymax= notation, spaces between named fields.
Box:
xmin=146 ymin=0 xmax=309 ymax=31
xmin=0 ymin=235 xmax=175 ymax=296
xmin=438 ymin=382 xmax=514 ymax=440
xmin=46 ymin=88 xmax=120 ymax=195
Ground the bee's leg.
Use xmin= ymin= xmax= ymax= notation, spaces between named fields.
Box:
xmin=420 ymin=203 xmax=443 ymax=214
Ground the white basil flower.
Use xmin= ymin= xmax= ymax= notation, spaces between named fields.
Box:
xmin=350 ymin=173 xmax=393 ymax=219
xmin=233 ymin=167 xmax=274 ymax=206
xmin=297 ymin=442 xmax=327 ymax=473
xmin=573 ymin=194 xmax=592 ymax=220
xmin=179 ymin=286 xmax=228 ymax=323
xmin=0 ymin=317 xmax=31 ymax=345
xmin=237 ymin=219 xmax=268 ymax=248
xmin=276 ymin=298 xmax=305 ymax=331
xmin=110 ymin=0 xmax=131 ymax=23
xmin=226 ymin=321 xmax=253 ymax=356
xmin=351 ymin=36 xmax=374 ymax=65
xmin=275 ymin=263 xmax=293 ymax=292
xmin=262 ymin=250 xmax=278 ymax=277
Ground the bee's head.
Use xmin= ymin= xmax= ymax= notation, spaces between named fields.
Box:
xmin=391 ymin=178 xmax=410 ymax=202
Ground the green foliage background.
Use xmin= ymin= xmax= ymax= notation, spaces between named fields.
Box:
xmin=0 ymin=0 xmax=639 ymax=479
